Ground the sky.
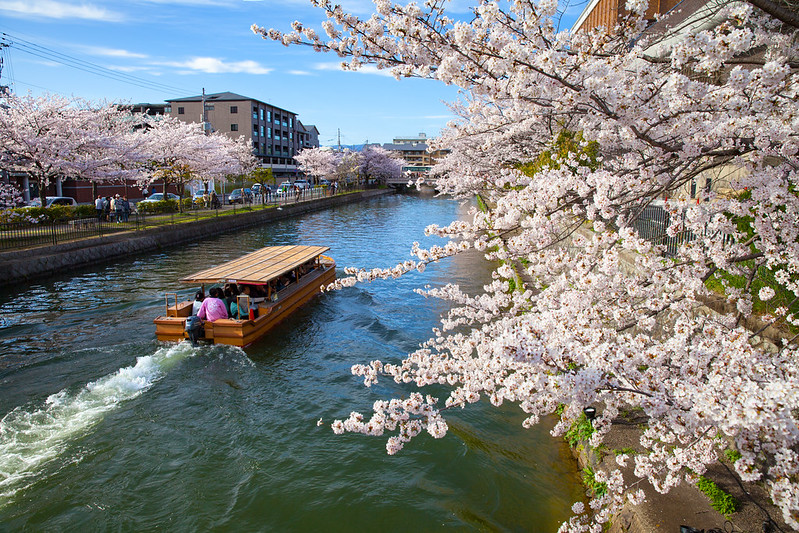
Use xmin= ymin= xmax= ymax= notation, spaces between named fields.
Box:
xmin=0 ymin=0 xmax=583 ymax=146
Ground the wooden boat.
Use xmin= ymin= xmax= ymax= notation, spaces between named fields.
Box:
xmin=154 ymin=245 xmax=335 ymax=347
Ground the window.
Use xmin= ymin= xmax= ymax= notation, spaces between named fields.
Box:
xmin=178 ymin=107 xmax=185 ymax=114
xmin=254 ymin=124 xmax=259 ymax=135
xmin=260 ymin=125 xmax=265 ymax=137
xmin=230 ymin=105 xmax=238 ymax=114
xmin=268 ymin=127 xmax=272 ymax=139
xmin=231 ymin=124 xmax=238 ymax=132
xmin=267 ymin=111 xmax=271 ymax=122
xmin=253 ymin=108 xmax=258 ymax=120
xmin=260 ymin=108 xmax=264 ymax=121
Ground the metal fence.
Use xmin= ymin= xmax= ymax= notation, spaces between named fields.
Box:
xmin=630 ymin=204 xmax=733 ymax=256
xmin=0 ymin=186 xmax=358 ymax=252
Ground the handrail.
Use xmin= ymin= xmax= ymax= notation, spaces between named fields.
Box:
xmin=236 ymin=294 xmax=252 ymax=320
xmin=164 ymin=293 xmax=178 ymax=316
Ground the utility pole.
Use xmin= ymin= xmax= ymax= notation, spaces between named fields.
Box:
xmin=200 ymin=88 xmax=215 ymax=194
xmin=0 ymin=42 xmax=9 ymax=97
xmin=337 ymin=128 xmax=341 ymax=152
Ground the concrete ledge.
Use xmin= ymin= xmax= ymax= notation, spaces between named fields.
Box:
xmin=0 ymin=189 xmax=393 ymax=287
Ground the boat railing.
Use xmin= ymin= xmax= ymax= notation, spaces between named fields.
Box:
xmin=165 ymin=293 xmax=179 ymax=317
xmin=164 ymin=293 xmax=193 ymax=318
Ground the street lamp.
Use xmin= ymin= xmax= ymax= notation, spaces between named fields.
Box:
xmin=583 ymin=406 xmax=597 ymax=421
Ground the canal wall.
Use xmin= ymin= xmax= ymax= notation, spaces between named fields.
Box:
xmin=0 ymin=189 xmax=394 ymax=288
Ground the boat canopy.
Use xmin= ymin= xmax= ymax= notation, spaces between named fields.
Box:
xmin=180 ymin=245 xmax=330 ymax=285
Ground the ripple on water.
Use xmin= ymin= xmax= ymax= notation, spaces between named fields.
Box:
xmin=0 ymin=195 xmax=584 ymax=530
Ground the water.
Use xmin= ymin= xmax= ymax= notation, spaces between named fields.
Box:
xmin=0 ymin=195 xmax=583 ymax=531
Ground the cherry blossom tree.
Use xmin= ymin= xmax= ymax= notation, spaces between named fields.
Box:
xmin=0 ymin=93 xmax=140 ymax=205
xmin=135 ymin=116 xmax=254 ymax=211
xmin=331 ymin=148 xmax=360 ymax=186
xmin=255 ymin=0 xmax=799 ymax=528
xmin=295 ymin=146 xmax=337 ymax=184
xmin=359 ymin=144 xmax=405 ymax=184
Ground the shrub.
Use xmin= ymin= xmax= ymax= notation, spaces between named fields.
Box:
xmin=696 ymin=476 xmax=739 ymax=516
xmin=135 ymin=199 xmax=179 ymax=214
xmin=565 ymin=413 xmax=595 ymax=448
xmin=75 ymin=205 xmax=96 ymax=218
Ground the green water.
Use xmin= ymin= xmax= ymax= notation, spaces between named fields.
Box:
xmin=0 ymin=195 xmax=583 ymax=531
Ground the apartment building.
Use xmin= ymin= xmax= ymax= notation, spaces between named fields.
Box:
xmin=381 ymin=133 xmax=449 ymax=175
xmin=572 ymin=0 xmax=681 ymax=33
xmin=166 ymin=91 xmax=319 ymax=179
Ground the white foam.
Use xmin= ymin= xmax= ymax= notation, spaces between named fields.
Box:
xmin=0 ymin=342 xmax=195 ymax=502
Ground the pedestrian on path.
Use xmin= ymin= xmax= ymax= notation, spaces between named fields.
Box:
xmin=95 ymin=196 xmax=104 ymax=220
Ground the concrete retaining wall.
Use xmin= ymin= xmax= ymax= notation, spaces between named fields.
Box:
xmin=0 ymin=189 xmax=393 ymax=287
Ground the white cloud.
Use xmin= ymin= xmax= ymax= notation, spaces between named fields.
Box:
xmin=157 ymin=57 xmax=273 ymax=75
xmin=314 ymin=62 xmax=396 ymax=78
xmin=79 ymin=46 xmax=149 ymax=59
xmin=0 ymin=0 xmax=125 ymax=21
xmin=289 ymin=70 xmax=313 ymax=76
xmin=31 ymin=59 xmax=62 ymax=68
xmin=107 ymin=65 xmax=159 ymax=73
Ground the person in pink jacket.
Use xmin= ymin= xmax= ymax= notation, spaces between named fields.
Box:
xmin=197 ymin=287 xmax=229 ymax=322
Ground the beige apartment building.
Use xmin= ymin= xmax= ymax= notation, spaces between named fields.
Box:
xmin=166 ymin=91 xmax=319 ymax=179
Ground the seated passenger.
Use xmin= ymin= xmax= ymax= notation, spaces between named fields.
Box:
xmin=224 ymin=284 xmax=239 ymax=315
xmin=197 ymin=287 xmax=228 ymax=322
xmin=191 ymin=290 xmax=205 ymax=316
xmin=231 ymin=285 xmax=255 ymax=319
xmin=229 ymin=286 xmax=251 ymax=319
xmin=275 ymin=276 xmax=290 ymax=291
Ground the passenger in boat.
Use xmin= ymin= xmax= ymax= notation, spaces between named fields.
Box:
xmin=250 ymin=284 xmax=267 ymax=298
xmin=267 ymin=280 xmax=278 ymax=300
xmin=228 ymin=285 xmax=248 ymax=319
xmin=191 ymin=290 xmax=204 ymax=315
xmin=197 ymin=287 xmax=228 ymax=322
xmin=275 ymin=276 xmax=290 ymax=292
xmin=223 ymin=283 xmax=239 ymax=313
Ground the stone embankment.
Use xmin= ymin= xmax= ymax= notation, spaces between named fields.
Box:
xmin=0 ymin=189 xmax=393 ymax=288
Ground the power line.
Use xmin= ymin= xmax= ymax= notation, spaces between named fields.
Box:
xmin=0 ymin=31 xmax=195 ymax=97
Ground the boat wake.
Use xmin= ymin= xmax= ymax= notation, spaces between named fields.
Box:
xmin=0 ymin=342 xmax=196 ymax=505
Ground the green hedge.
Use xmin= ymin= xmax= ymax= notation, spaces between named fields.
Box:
xmin=135 ymin=199 xmax=181 ymax=214
xmin=1 ymin=205 xmax=80 ymax=223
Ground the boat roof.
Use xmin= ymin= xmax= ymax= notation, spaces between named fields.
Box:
xmin=180 ymin=245 xmax=330 ymax=285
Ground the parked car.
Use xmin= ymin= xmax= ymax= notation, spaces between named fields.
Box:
xmin=228 ymin=188 xmax=253 ymax=204
xmin=318 ymin=179 xmax=331 ymax=187
xmin=138 ymin=192 xmax=181 ymax=204
xmin=293 ymin=180 xmax=312 ymax=190
xmin=26 ymin=196 xmax=78 ymax=208
xmin=276 ymin=181 xmax=293 ymax=194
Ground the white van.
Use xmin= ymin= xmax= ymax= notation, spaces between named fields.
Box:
xmin=27 ymin=196 xmax=78 ymax=208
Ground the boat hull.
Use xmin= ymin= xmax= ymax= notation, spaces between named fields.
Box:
xmin=154 ymin=263 xmax=335 ymax=347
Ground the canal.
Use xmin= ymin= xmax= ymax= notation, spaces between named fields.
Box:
xmin=0 ymin=194 xmax=583 ymax=531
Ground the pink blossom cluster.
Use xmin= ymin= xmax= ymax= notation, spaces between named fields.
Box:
xmin=255 ymin=0 xmax=799 ymax=528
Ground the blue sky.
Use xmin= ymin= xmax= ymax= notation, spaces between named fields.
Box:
xmin=0 ymin=0 xmax=583 ymax=146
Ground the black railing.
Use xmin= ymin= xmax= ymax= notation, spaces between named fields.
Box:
xmin=0 ymin=185 xmax=359 ymax=252
xmin=630 ymin=205 xmax=734 ymax=257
